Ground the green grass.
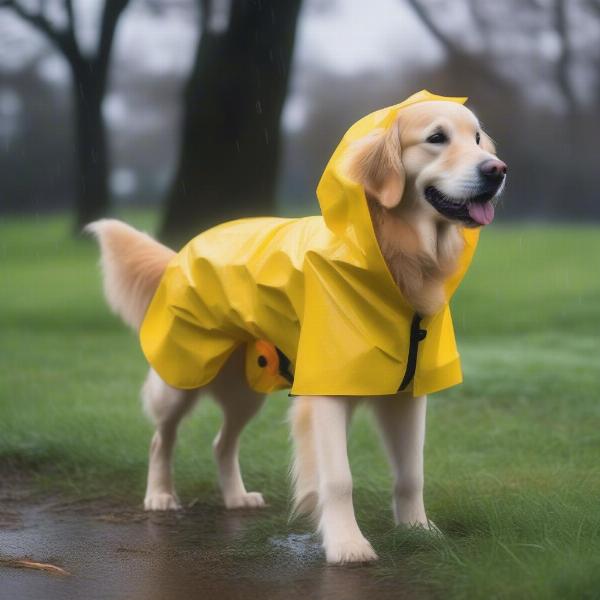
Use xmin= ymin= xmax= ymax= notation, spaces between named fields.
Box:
xmin=2 ymin=213 xmax=600 ymax=598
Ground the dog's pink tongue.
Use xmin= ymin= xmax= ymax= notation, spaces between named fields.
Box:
xmin=468 ymin=201 xmax=495 ymax=225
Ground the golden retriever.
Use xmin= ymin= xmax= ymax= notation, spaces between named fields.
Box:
xmin=87 ymin=99 xmax=506 ymax=564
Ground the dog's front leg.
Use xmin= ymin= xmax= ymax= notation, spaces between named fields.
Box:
xmin=310 ymin=395 xmax=377 ymax=564
xmin=372 ymin=394 xmax=431 ymax=527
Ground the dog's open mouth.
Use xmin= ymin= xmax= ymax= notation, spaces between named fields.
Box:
xmin=424 ymin=186 xmax=496 ymax=227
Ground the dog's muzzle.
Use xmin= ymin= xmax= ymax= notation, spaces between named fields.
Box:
xmin=424 ymin=160 xmax=507 ymax=227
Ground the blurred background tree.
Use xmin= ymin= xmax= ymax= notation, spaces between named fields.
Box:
xmin=0 ymin=0 xmax=129 ymax=227
xmin=160 ymin=0 xmax=302 ymax=244
xmin=1 ymin=0 xmax=599 ymax=239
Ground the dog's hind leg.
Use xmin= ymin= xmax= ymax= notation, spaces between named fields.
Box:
xmin=142 ymin=369 xmax=200 ymax=511
xmin=372 ymin=394 xmax=430 ymax=527
xmin=207 ymin=349 xmax=266 ymax=509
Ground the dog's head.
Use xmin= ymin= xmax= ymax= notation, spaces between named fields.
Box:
xmin=346 ymin=100 xmax=507 ymax=227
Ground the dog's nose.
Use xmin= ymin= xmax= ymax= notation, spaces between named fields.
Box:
xmin=479 ymin=159 xmax=507 ymax=182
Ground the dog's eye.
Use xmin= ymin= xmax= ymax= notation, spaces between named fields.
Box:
xmin=475 ymin=132 xmax=481 ymax=145
xmin=426 ymin=132 xmax=448 ymax=144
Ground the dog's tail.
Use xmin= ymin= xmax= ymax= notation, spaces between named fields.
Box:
xmin=85 ymin=219 xmax=175 ymax=330
xmin=289 ymin=397 xmax=319 ymax=520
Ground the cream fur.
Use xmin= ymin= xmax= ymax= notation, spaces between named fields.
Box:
xmin=85 ymin=219 xmax=175 ymax=329
xmin=289 ymin=396 xmax=318 ymax=518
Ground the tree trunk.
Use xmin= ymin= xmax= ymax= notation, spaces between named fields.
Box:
xmin=160 ymin=0 xmax=302 ymax=246
xmin=72 ymin=65 xmax=110 ymax=229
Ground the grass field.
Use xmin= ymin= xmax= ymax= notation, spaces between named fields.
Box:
xmin=2 ymin=213 xmax=600 ymax=598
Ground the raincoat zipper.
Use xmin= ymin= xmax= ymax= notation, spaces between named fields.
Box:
xmin=398 ymin=314 xmax=427 ymax=391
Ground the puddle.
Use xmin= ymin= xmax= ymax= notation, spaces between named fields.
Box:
xmin=0 ymin=485 xmax=423 ymax=600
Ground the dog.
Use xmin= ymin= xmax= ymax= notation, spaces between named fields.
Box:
xmin=88 ymin=91 xmax=506 ymax=564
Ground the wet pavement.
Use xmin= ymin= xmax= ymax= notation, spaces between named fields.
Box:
xmin=0 ymin=484 xmax=418 ymax=600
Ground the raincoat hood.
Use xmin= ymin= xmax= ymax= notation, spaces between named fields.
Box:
xmin=140 ymin=90 xmax=480 ymax=397
xmin=318 ymin=89 xmax=470 ymax=263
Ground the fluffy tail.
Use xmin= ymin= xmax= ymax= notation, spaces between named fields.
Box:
xmin=289 ymin=397 xmax=319 ymax=519
xmin=85 ymin=219 xmax=175 ymax=330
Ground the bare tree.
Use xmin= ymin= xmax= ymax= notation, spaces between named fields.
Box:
xmin=160 ymin=0 xmax=302 ymax=245
xmin=405 ymin=0 xmax=583 ymax=113
xmin=404 ymin=0 xmax=515 ymax=93
xmin=0 ymin=0 xmax=129 ymax=227
xmin=552 ymin=0 xmax=577 ymax=115
xmin=587 ymin=0 xmax=600 ymax=103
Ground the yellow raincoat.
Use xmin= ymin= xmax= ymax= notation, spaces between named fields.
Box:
xmin=140 ymin=90 xmax=480 ymax=397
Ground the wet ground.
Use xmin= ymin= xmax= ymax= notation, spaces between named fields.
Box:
xmin=0 ymin=481 xmax=417 ymax=600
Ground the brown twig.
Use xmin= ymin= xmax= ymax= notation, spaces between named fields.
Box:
xmin=0 ymin=557 xmax=71 ymax=577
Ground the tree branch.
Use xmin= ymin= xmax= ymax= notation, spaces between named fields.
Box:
xmin=1 ymin=0 xmax=61 ymax=44
xmin=553 ymin=0 xmax=577 ymax=114
xmin=589 ymin=0 xmax=600 ymax=15
xmin=404 ymin=0 xmax=462 ymax=56
xmin=0 ymin=0 xmax=82 ymax=65
xmin=94 ymin=0 xmax=129 ymax=88
xmin=65 ymin=0 xmax=75 ymax=34
xmin=200 ymin=0 xmax=211 ymax=35
xmin=466 ymin=0 xmax=491 ymax=41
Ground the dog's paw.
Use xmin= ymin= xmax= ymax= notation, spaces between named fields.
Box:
xmin=144 ymin=492 xmax=182 ymax=511
xmin=224 ymin=491 xmax=266 ymax=509
xmin=325 ymin=536 xmax=378 ymax=564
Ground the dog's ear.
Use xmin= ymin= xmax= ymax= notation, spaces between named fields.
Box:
xmin=344 ymin=121 xmax=405 ymax=209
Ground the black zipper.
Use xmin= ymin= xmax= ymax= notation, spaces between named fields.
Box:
xmin=398 ymin=313 xmax=427 ymax=391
